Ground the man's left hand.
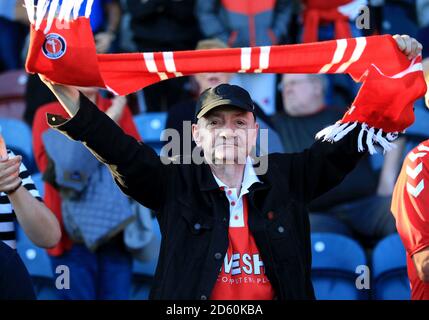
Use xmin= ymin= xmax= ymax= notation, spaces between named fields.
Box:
xmin=393 ymin=34 xmax=423 ymax=60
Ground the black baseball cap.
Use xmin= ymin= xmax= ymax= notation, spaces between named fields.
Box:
xmin=195 ymin=84 xmax=255 ymax=121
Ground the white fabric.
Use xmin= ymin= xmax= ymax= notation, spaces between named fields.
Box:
xmin=338 ymin=0 xmax=368 ymax=20
xmin=212 ymin=157 xmax=261 ymax=228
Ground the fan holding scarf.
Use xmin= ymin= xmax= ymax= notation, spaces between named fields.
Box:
xmin=24 ymin=0 xmax=427 ymax=299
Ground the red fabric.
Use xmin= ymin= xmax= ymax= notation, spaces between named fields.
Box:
xmin=32 ymin=95 xmax=141 ymax=256
xmin=26 ymin=17 xmax=427 ymax=134
xmin=391 ymin=140 xmax=429 ymax=300
xmin=221 ymin=0 xmax=276 ymax=15
xmin=302 ymin=0 xmax=352 ymax=43
xmin=341 ymin=63 xmax=425 ymax=133
xmin=26 ymin=19 xmax=105 ymax=88
xmin=210 ymin=196 xmax=275 ymax=300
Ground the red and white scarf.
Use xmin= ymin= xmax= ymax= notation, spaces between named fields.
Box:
xmin=24 ymin=0 xmax=427 ymax=154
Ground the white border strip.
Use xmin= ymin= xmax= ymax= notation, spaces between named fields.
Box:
xmin=319 ymin=39 xmax=348 ymax=73
xmin=239 ymin=47 xmax=252 ymax=73
xmin=336 ymin=37 xmax=367 ymax=73
xmin=255 ymin=46 xmax=270 ymax=73
xmin=143 ymin=52 xmax=168 ymax=80
xmin=163 ymin=52 xmax=183 ymax=77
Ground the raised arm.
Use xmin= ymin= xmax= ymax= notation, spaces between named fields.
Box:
xmin=39 ymin=78 xmax=169 ymax=211
xmin=282 ymin=126 xmax=366 ymax=203
xmin=283 ymin=34 xmax=423 ymax=203
xmin=0 ymin=136 xmax=60 ymax=249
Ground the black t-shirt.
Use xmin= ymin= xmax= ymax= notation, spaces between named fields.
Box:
xmin=271 ymin=108 xmax=378 ymax=210
xmin=0 ymin=241 xmax=36 ymax=300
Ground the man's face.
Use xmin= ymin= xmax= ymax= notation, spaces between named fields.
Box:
xmin=192 ymin=106 xmax=259 ymax=165
xmin=281 ymin=74 xmax=324 ymax=116
xmin=194 ymin=73 xmax=233 ymax=94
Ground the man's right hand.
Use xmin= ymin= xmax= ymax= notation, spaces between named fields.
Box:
xmin=0 ymin=135 xmax=22 ymax=194
xmin=38 ymin=74 xmax=81 ymax=117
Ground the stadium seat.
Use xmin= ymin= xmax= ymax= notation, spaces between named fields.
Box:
xmin=0 ymin=118 xmax=35 ymax=172
xmin=133 ymin=112 xmax=167 ymax=155
xmin=0 ymin=70 xmax=27 ymax=120
xmin=373 ymin=233 xmax=411 ymax=300
xmin=132 ymin=216 xmax=161 ymax=300
xmin=15 ymin=225 xmax=58 ymax=300
xmin=311 ymin=232 xmax=368 ymax=300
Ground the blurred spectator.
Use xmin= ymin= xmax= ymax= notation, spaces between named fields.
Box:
xmin=123 ymin=0 xmax=201 ymax=112
xmin=0 ymin=1 xmax=29 ymax=72
xmin=196 ymin=0 xmax=295 ymax=115
xmin=92 ymin=0 xmax=122 ymax=53
xmin=298 ymin=0 xmax=365 ymax=109
xmin=0 ymin=132 xmax=61 ymax=300
xmin=32 ymin=88 xmax=141 ymax=300
xmin=164 ymin=39 xmax=284 ymax=157
xmin=0 ymin=241 xmax=35 ymax=299
xmin=0 ymin=134 xmax=60 ymax=251
xmin=271 ymin=73 xmax=402 ymax=245
xmin=55 ymin=0 xmax=121 ymax=53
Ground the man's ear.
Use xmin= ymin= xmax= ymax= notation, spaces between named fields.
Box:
xmin=192 ymin=123 xmax=201 ymax=147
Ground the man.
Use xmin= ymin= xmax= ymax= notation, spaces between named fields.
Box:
xmin=271 ymin=73 xmax=402 ymax=244
xmin=0 ymin=134 xmax=61 ymax=299
xmin=39 ymin=35 xmax=421 ymax=300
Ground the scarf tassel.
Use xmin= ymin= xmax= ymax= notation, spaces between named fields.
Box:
xmin=24 ymin=0 xmax=93 ymax=34
xmin=316 ymin=122 xmax=398 ymax=155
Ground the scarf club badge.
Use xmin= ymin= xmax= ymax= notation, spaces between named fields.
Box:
xmin=42 ymin=33 xmax=67 ymax=60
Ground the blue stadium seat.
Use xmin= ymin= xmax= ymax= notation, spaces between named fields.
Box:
xmin=373 ymin=233 xmax=410 ymax=300
xmin=132 ymin=217 xmax=161 ymax=300
xmin=0 ymin=118 xmax=35 ymax=172
xmin=31 ymin=172 xmax=44 ymax=198
xmin=311 ymin=232 xmax=368 ymax=300
xmin=15 ymin=225 xmax=58 ymax=299
xmin=133 ymin=112 xmax=167 ymax=155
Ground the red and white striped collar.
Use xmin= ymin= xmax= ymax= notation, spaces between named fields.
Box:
xmin=212 ymin=157 xmax=261 ymax=198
